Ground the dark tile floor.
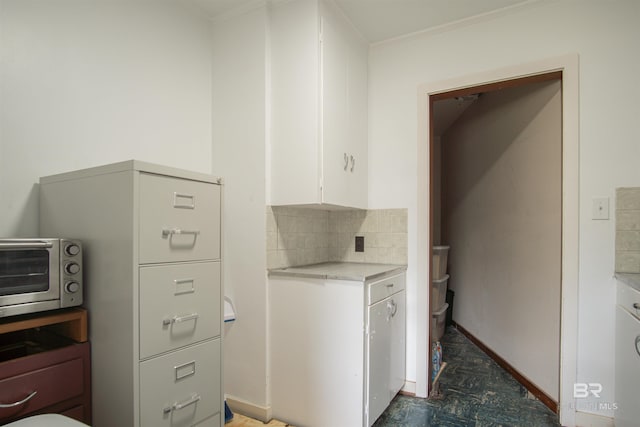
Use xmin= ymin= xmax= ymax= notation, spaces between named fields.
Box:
xmin=374 ymin=327 xmax=561 ymax=427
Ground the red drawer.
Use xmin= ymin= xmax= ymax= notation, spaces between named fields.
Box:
xmin=0 ymin=342 xmax=91 ymax=424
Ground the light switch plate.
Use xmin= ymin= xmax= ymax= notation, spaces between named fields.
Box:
xmin=592 ymin=197 xmax=609 ymax=220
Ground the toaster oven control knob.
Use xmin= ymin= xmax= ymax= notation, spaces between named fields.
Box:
xmin=65 ymin=262 xmax=81 ymax=275
xmin=65 ymin=244 xmax=80 ymax=256
xmin=65 ymin=281 xmax=80 ymax=293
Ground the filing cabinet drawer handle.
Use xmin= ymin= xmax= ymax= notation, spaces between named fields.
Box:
xmin=162 ymin=228 xmax=201 ymax=238
xmin=162 ymin=313 xmax=199 ymax=326
xmin=0 ymin=391 xmax=37 ymax=408
xmin=173 ymin=192 xmax=195 ymax=209
xmin=163 ymin=393 xmax=201 ymax=415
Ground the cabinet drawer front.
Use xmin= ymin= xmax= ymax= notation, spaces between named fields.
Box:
xmin=618 ymin=281 xmax=640 ymax=321
xmin=0 ymin=358 xmax=84 ymax=420
xmin=140 ymin=262 xmax=221 ymax=359
xmin=139 ymin=173 xmax=221 ymax=264
xmin=140 ymin=339 xmax=221 ymax=427
xmin=368 ymin=273 xmax=406 ymax=305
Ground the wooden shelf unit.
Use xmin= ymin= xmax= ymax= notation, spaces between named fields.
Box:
xmin=0 ymin=308 xmax=91 ymax=425
xmin=0 ymin=308 xmax=88 ymax=343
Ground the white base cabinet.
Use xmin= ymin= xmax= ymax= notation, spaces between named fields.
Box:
xmin=39 ymin=160 xmax=223 ymax=427
xmin=269 ymin=265 xmax=406 ymax=427
xmin=366 ymin=285 xmax=406 ymax=424
xmin=615 ymin=279 xmax=640 ymax=427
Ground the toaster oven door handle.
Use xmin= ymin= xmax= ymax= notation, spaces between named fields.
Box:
xmin=0 ymin=391 xmax=38 ymax=408
xmin=0 ymin=241 xmax=53 ymax=249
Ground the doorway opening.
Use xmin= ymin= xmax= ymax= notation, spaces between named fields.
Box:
xmin=416 ymin=55 xmax=579 ymax=427
xmin=429 ymin=71 xmax=562 ymax=412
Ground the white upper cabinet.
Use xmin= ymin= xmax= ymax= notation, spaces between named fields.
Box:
xmin=270 ymin=0 xmax=368 ymax=209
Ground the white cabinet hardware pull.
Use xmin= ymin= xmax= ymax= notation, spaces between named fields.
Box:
xmin=386 ymin=283 xmax=394 ymax=288
xmin=163 ymin=393 xmax=201 ymax=414
xmin=350 ymin=155 xmax=355 ymax=172
xmin=162 ymin=313 xmax=199 ymax=326
xmin=0 ymin=391 xmax=37 ymax=408
xmin=386 ymin=300 xmax=397 ymax=319
xmin=173 ymin=192 xmax=195 ymax=209
xmin=344 ymin=153 xmax=349 ymax=171
xmin=162 ymin=228 xmax=201 ymax=238
xmin=636 ymin=336 xmax=640 ymax=358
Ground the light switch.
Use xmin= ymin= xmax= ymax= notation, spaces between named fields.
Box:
xmin=592 ymin=198 xmax=609 ymax=220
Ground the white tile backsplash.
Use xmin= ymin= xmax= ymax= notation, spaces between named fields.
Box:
xmin=616 ymin=188 xmax=640 ymax=273
xmin=266 ymin=207 xmax=408 ymax=269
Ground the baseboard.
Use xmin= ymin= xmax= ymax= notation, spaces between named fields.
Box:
xmin=453 ymin=322 xmax=559 ymax=414
xmin=225 ymin=395 xmax=272 ymax=423
xmin=400 ymin=380 xmax=416 ymax=396
xmin=575 ymin=411 xmax=614 ymax=427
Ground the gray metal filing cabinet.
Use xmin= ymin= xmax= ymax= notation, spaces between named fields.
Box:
xmin=39 ymin=160 xmax=223 ymax=427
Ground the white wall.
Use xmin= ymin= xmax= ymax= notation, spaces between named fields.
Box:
xmin=369 ymin=0 xmax=640 ymax=418
xmin=442 ymin=80 xmax=562 ymax=400
xmin=0 ymin=0 xmax=213 ymax=238
xmin=211 ymin=5 xmax=270 ymax=415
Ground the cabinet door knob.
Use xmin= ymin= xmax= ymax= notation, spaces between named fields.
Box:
xmin=386 ymin=299 xmax=397 ymax=319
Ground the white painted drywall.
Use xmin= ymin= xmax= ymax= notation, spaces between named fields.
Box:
xmin=211 ymin=5 xmax=270 ymax=413
xmin=0 ymin=0 xmax=213 ymax=238
xmin=441 ymin=80 xmax=562 ymax=399
xmin=369 ymin=0 xmax=640 ymax=418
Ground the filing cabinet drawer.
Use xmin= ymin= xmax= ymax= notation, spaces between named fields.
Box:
xmin=139 ymin=262 xmax=220 ymax=359
xmin=368 ymin=273 xmax=406 ymax=305
xmin=139 ymin=173 xmax=221 ymax=264
xmin=140 ymin=339 xmax=221 ymax=427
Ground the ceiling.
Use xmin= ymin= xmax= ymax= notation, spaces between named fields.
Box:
xmin=190 ymin=0 xmax=535 ymax=43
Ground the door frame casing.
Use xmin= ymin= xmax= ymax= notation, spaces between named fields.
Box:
xmin=415 ymin=54 xmax=579 ymax=426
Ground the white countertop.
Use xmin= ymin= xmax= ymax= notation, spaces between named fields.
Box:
xmin=269 ymin=262 xmax=406 ymax=282
xmin=616 ymin=273 xmax=640 ymax=292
